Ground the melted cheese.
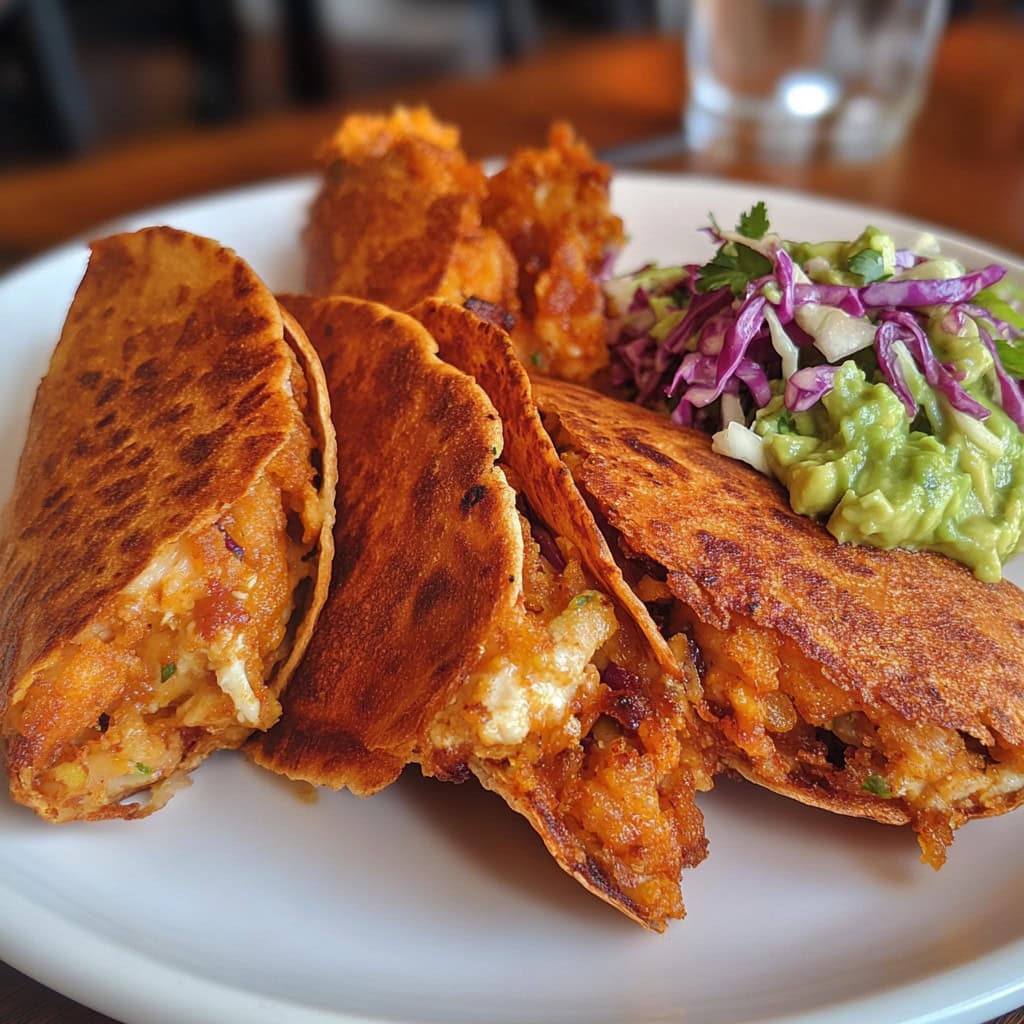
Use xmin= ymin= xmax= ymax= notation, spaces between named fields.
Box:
xmin=214 ymin=649 xmax=261 ymax=726
xmin=475 ymin=591 xmax=616 ymax=746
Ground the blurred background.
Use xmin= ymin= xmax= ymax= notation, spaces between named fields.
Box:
xmin=1 ymin=0 xmax=1015 ymax=167
xmin=0 ymin=0 xmax=1021 ymax=273
xmin=1 ymin=0 xmax=669 ymax=166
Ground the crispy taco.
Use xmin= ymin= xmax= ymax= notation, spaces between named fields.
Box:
xmin=252 ymin=296 xmax=710 ymax=931
xmin=0 ymin=227 xmax=336 ymax=823
xmin=532 ymin=377 xmax=1024 ymax=867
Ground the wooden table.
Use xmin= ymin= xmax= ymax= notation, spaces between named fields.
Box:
xmin=1 ymin=13 xmax=1023 ymax=1024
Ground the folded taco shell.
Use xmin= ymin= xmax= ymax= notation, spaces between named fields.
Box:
xmin=253 ymin=296 xmax=710 ymax=930
xmin=532 ymin=377 xmax=1024 ymax=867
xmin=0 ymin=227 xmax=336 ymax=822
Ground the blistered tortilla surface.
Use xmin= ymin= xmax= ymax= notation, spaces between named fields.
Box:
xmin=533 ymin=378 xmax=1024 ymax=754
xmin=0 ymin=227 xmax=328 ymax=718
xmin=412 ymin=298 xmax=686 ymax=682
xmin=252 ymin=296 xmax=520 ymax=794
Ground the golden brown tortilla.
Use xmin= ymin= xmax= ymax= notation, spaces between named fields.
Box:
xmin=252 ymin=294 xmax=520 ymax=793
xmin=533 ymin=377 xmax=1024 ymax=866
xmin=410 ymin=297 xmax=680 ymax=681
xmin=253 ymin=296 xmax=709 ymax=930
xmin=0 ymin=227 xmax=336 ymax=822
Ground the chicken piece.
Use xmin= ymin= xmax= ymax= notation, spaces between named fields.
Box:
xmin=483 ymin=122 xmax=625 ymax=382
xmin=304 ymin=106 xmax=518 ymax=313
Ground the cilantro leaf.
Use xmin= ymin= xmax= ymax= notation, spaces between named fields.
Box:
xmin=862 ymin=774 xmax=892 ymax=798
xmin=134 ymin=763 xmax=154 ymax=775
xmin=738 ymin=201 xmax=769 ymax=240
xmin=697 ymin=243 xmax=773 ymax=296
xmin=774 ymin=411 xmax=797 ymax=435
xmin=160 ymin=663 xmax=177 ymax=683
xmin=846 ymin=248 xmax=888 ymax=283
xmin=996 ymin=339 xmax=1024 ymax=379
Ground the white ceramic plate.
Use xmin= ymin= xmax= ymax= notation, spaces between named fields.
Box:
xmin=1 ymin=174 xmax=1023 ymax=1024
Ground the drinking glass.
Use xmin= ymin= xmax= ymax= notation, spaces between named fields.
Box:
xmin=685 ymin=0 xmax=950 ymax=162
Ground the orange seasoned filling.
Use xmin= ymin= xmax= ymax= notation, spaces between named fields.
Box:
xmin=4 ymin=382 xmax=324 ymax=821
xmin=653 ymin=580 xmax=1024 ymax=867
xmin=426 ymin=503 xmax=709 ymax=924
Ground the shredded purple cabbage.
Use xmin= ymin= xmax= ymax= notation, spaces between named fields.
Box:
xmin=961 ymin=301 xmax=1024 ymax=340
xmin=516 ymin=496 xmax=567 ymax=572
xmin=785 ymin=366 xmax=839 ymax=412
xmin=606 ymin=218 xmax=1021 ymax=439
xmin=977 ymin=323 xmax=1024 ymax=430
xmin=861 ymin=265 xmax=1005 ymax=307
xmin=793 ymin=283 xmax=866 ymax=317
xmin=877 ymin=310 xmax=990 ymax=419
xmin=874 ymin=323 xmax=919 ymax=417
xmin=774 ymin=246 xmax=796 ymax=322
xmin=661 ymin=288 xmax=732 ymax=355
xmin=735 ymin=358 xmax=773 ymax=406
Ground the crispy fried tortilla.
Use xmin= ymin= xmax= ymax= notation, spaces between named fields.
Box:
xmin=533 ymin=377 xmax=1024 ymax=867
xmin=0 ymin=227 xmax=336 ymax=823
xmin=252 ymin=296 xmax=709 ymax=931
xmin=304 ymin=106 xmax=517 ymax=313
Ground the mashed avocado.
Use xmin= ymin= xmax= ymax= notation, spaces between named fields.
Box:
xmin=788 ymin=227 xmax=897 ymax=286
xmin=755 ymin=361 xmax=1024 ymax=581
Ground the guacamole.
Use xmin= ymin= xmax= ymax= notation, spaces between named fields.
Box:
xmin=755 ymin=361 xmax=1024 ymax=581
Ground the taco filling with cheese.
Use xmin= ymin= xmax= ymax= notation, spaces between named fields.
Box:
xmin=533 ymin=376 xmax=1024 ymax=868
xmin=253 ymin=296 xmax=711 ymax=931
xmin=0 ymin=228 xmax=336 ymax=822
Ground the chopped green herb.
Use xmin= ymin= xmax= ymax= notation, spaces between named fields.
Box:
xmin=529 ymin=351 xmax=543 ymax=368
xmin=160 ymin=663 xmax=177 ymax=683
xmin=775 ymin=411 xmax=797 ymax=435
xmin=697 ymin=244 xmax=773 ymax=297
xmin=862 ymin=774 xmax=892 ymax=798
xmin=996 ymin=338 xmax=1024 ymax=378
xmin=846 ymin=248 xmax=888 ymax=284
xmin=572 ymin=593 xmax=594 ymax=608
xmin=738 ymin=201 xmax=770 ymax=240
xmin=134 ymin=763 xmax=154 ymax=776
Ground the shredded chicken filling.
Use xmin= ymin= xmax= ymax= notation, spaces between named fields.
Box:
xmin=426 ymin=503 xmax=706 ymax=924
xmin=4 ymin=368 xmax=324 ymax=821
xmin=633 ymin=572 xmax=1024 ymax=866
